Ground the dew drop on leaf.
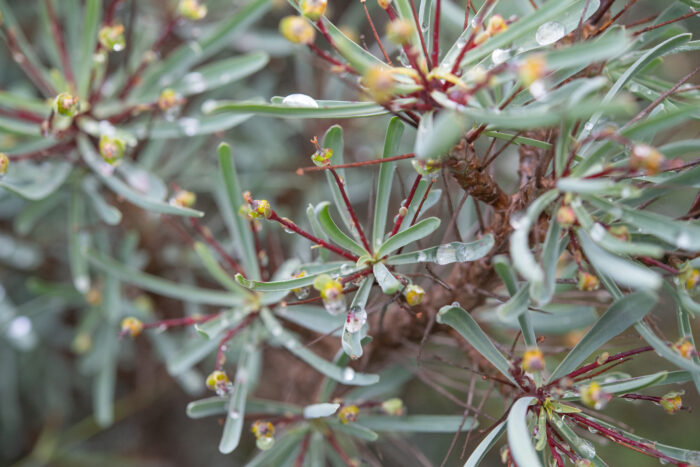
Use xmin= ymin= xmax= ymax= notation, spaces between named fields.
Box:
xmin=535 ymin=21 xmax=565 ymax=45
xmin=343 ymin=367 xmax=356 ymax=381
xmin=282 ymin=93 xmax=318 ymax=108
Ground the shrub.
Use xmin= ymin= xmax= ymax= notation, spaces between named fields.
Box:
xmin=1 ymin=0 xmax=700 ymax=465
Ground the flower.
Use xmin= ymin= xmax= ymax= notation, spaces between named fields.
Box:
xmin=205 ymin=370 xmax=230 ymax=392
xmin=251 ymin=420 xmax=275 ymax=449
xmin=404 ymin=284 xmax=425 ymax=306
xmin=363 ymin=66 xmax=395 ymax=104
xmin=314 ymin=274 xmax=346 ymax=315
xmin=54 ymin=92 xmax=79 ymax=117
xmin=386 ymin=19 xmax=414 ymax=45
xmin=556 ymin=206 xmax=576 ymax=228
xmin=178 ymin=0 xmax=207 ymax=20
xmin=521 ymin=348 xmax=545 ymax=373
xmin=279 ymin=16 xmax=316 ymax=45
xmin=659 ymin=391 xmax=683 ymax=414
xmin=673 ymin=338 xmax=697 ymax=359
xmin=312 ymin=147 xmax=333 ymax=166
xmin=301 ymin=0 xmax=327 ymax=21
xmin=579 ymin=381 xmax=611 ymax=409
xmin=120 ymin=317 xmax=143 ymax=338
xmin=158 ymin=88 xmax=185 ymax=112
xmin=630 ymin=144 xmax=665 ymax=175
xmin=291 ymin=270 xmax=310 ymax=299
xmin=518 ymin=55 xmax=547 ymax=87
xmin=98 ymin=24 xmax=126 ymax=52
xmin=99 ymin=134 xmax=126 ymax=165
xmin=0 ymin=153 xmax=8 ymax=175
xmin=338 ymin=404 xmax=359 ymax=424
xmin=577 ymin=272 xmax=600 ymax=292
xmin=381 ymin=398 xmax=405 ymax=416
xmin=169 ymin=189 xmax=196 ymax=208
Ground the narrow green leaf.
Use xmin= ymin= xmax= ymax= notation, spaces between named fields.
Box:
xmin=171 ymin=52 xmax=269 ymax=96
xmin=372 ymin=263 xmax=402 ymax=295
xmin=68 ymin=190 xmax=90 ymax=294
xmin=507 ymin=397 xmax=541 ymax=467
xmin=372 ymin=118 xmax=404 ymax=248
xmin=317 ymin=202 xmax=368 ymax=257
xmin=0 ymin=160 xmax=71 ymax=200
xmin=414 ymin=111 xmax=469 ymax=161
xmin=377 ymin=217 xmax=440 ymax=258
xmin=235 ymin=263 xmax=349 ymax=292
xmin=464 ymin=421 xmax=506 ymax=467
xmin=329 ymin=420 xmax=379 ymax=441
xmin=548 ymin=291 xmax=657 ymax=382
xmin=497 ymin=286 xmax=530 ymax=321
xmin=303 ymin=403 xmax=340 ymax=419
xmin=561 ymin=372 xmax=668 ymax=400
xmin=635 ymin=322 xmax=700 ymax=374
xmin=209 ymin=99 xmax=389 ymax=119
xmin=386 ymin=235 xmax=494 ymax=266
xmin=358 ymin=415 xmax=477 ymax=433
xmin=437 ymin=303 xmax=517 ymax=384
xmin=193 ymin=242 xmax=248 ymax=295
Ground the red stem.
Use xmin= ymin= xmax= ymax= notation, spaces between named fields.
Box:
xmin=329 ymin=168 xmax=372 ymax=253
xmin=294 ymin=433 xmax=311 ymax=467
xmin=390 ymin=174 xmax=423 ymax=236
xmin=549 ymin=346 xmax=653 ymax=386
xmin=190 ymin=218 xmax=247 ymax=277
xmin=297 ymin=153 xmax=415 ymax=174
xmin=639 ymin=257 xmax=680 ymax=275
xmin=432 ymin=0 xmax=441 ymax=68
xmin=215 ymin=313 xmax=258 ymax=369
xmin=142 ymin=313 xmax=219 ymax=330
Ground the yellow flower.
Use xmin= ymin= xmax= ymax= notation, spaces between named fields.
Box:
xmin=630 ymin=144 xmax=665 ymax=175
xmin=158 ymin=88 xmax=184 ymax=111
xmin=577 ymin=272 xmax=600 ymax=292
xmin=404 ymin=284 xmax=425 ymax=306
xmin=555 ymin=206 xmax=576 ymax=228
xmin=338 ymin=405 xmax=359 ymax=424
xmin=120 ymin=317 xmax=144 ymax=338
xmin=98 ymin=24 xmax=126 ymax=52
xmin=363 ymin=66 xmax=395 ymax=104
xmin=251 ymin=420 xmax=275 ymax=439
xmin=170 ymin=189 xmax=196 ymax=208
xmin=205 ymin=370 xmax=230 ymax=391
xmin=0 ymin=153 xmax=9 ymax=175
xmin=518 ymin=55 xmax=546 ymax=87
xmin=386 ymin=19 xmax=414 ymax=45
xmin=673 ymin=338 xmax=697 ymax=359
xmin=381 ymin=398 xmax=405 ymax=416
xmin=579 ymin=381 xmax=611 ymax=409
xmin=279 ymin=16 xmax=316 ymax=45
xmin=521 ymin=348 xmax=545 ymax=373
xmin=376 ymin=0 xmax=392 ymax=9
xmin=301 ymin=0 xmax=327 ymax=21
xmin=54 ymin=92 xmax=79 ymax=117
xmin=486 ymin=15 xmax=508 ymax=35
xmin=178 ymin=0 xmax=208 ymax=20
xmin=660 ymin=391 xmax=683 ymax=414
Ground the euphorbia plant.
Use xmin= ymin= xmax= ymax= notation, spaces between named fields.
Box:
xmin=2 ymin=0 xmax=700 ymax=465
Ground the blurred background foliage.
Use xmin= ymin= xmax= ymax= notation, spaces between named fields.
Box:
xmin=1 ymin=0 xmax=699 ymax=466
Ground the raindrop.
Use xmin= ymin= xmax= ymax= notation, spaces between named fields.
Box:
xmin=178 ymin=117 xmax=200 ymax=136
xmin=491 ymin=48 xmax=510 ymax=65
xmin=282 ymin=93 xmax=318 ymax=108
xmin=677 ymin=232 xmax=691 ymax=249
xmin=271 ymin=326 xmax=282 ymax=337
xmin=293 ymin=287 xmax=310 ymax=300
xmin=578 ymin=440 xmax=596 ymax=459
xmin=629 ymin=83 xmax=640 ymax=93
xmin=183 ymin=72 xmax=207 ymax=93
xmin=201 ymin=99 xmax=217 ymax=114
xmin=509 ymin=212 xmax=529 ymax=230
xmin=324 ymin=298 xmax=347 ymax=316
xmin=417 ymin=251 xmax=428 ymax=262
xmin=112 ymin=43 xmax=125 ymax=52
xmin=436 ymin=244 xmax=457 ymax=265
xmin=342 ymin=367 xmax=356 ymax=381
xmin=529 ymin=80 xmax=547 ymax=100
xmin=535 ymin=21 xmax=565 ymax=45
xmin=345 ymin=306 xmax=367 ymax=333
xmin=7 ymin=316 xmax=32 ymax=340
xmin=584 ymin=121 xmax=594 ymax=132
xmin=229 ymin=410 xmax=240 ymax=419
xmin=590 ymin=223 xmax=606 ymax=242
xmin=340 ymin=263 xmax=354 ymax=275
xmin=74 ymin=275 xmax=90 ymax=293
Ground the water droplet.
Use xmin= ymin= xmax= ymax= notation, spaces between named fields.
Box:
xmin=629 ymin=83 xmax=640 ymax=93
xmin=8 ymin=316 xmax=32 ymax=339
xmin=282 ymin=93 xmax=318 ymax=108
xmin=156 ymin=324 xmax=167 ymax=334
xmin=178 ymin=117 xmax=200 ymax=136
xmin=345 ymin=306 xmax=367 ymax=333
xmin=578 ymin=439 xmax=596 ymax=459
xmin=677 ymin=232 xmax=691 ymax=249
xmin=584 ymin=121 xmax=594 ymax=132
xmin=324 ymin=298 xmax=347 ymax=316
xmin=509 ymin=212 xmax=529 ymax=230
xmin=535 ymin=21 xmax=565 ymax=45
xmin=590 ymin=223 xmax=606 ymax=242
xmin=340 ymin=263 xmax=354 ymax=275
xmin=293 ymin=287 xmax=310 ymax=299
xmin=436 ymin=244 xmax=457 ymax=265
xmin=74 ymin=275 xmax=90 ymax=293
xmin=112 ymin=43 xmax=125 ymax=52
xmin=183 ymin=71 xmax=207 ymax=93
xmin=229 ymin=409 xmax=240 ymax=419
xmin=417 ymin=251 xmax=428 ymax=262
xmin=342 ymin=367 xmax=356 ymax=381
xmin=201 ymin=99 xmax=218 ymax=114
xmin=271 ymin=326 xmax=282 ymax=337
xmin=529 ymin=80 xmax=547 ymax=100
xmin=491 ymin=48 xmax=510 ymax=65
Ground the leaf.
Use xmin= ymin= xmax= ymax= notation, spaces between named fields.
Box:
xmin=235 ymin=263 xmax=349 ymax=292
xmin=545 ymin=27 xmax=629 ymax=70
xmin=377 ymin=217 xmax=441 ymax=258
xmin=187 ymin=397 xmax=301 ymax=419
xmin=497 ymin=286 xmax=531 ymax=321
xmin=81 ymin=176 xmax=122 ymax=225
xmin=561 ymin=372 xmax=668 ymax=400
xmin=549 ymin=414 xmax=603 ymax=464
xmin=244 ymin=429 xmax=308 ymax=467
xmin=323 ymin=19 xmax=386 ymax=74
xmin=316 ymin=202 xmax=368 ymax=257
xmin=576 ymin=229 xmax=662 ymax=290
xmin=77 ymin=136 xmax=204 ymax=217
xmin=87 ymin=249 xmax=243 ymax=306
xmin=219 ymin=339 xmax=258 ymax=454
xmin=128 ymin=113 xmax=251 ymax=139
xmin=193 ymin=242 xmax=248 ymax=295
xmin=77 ymin=0 xmax=101 ymax=98
xmin=372 ymin=118 xmax=404 ymax=248
xmin=414 ymin=111 xmax=469 ymax=161
xmin=437 ymin=303 xmax=517 ymax=384
xmin=386 ymin=235 xmax=494 ymax=266
xmin=372 ymin=262 xmax=402 ymax=295
xmin=0 ymin=160 xmax=71 ymax=200
xmin=208 ymin=99 xmax=389 ymax=119
xmin=303 ymin=403 xmax=340 ymax=419
xmin=276 ymin=305 xmax=344 ymax=336
xmin=531 ymin=215 xmax=562 ymax=305
xmin=260 ymin=309 xmax=379 ymax=385
xmin=507 ymin=397 xmax=541 ymax=467
xmin=464 ymin=421 xmax=506 ymax=467
xmin=218 ymin=142 xmax=260 ymax=279
xmin=171 ymin=52 xmax=269 ymax=97
xmin=548 ymin=291 xmax=657 ymax=383
xmin=329 ymin=420 xmax=379 ymax=441
xmin=635 ymin=322 xmax=700 ymax=374
xmin=357 ymin=415 xmax=477 ymax=433
xmin=342 ymin=277 xmax=373 ymax=359
xmin=68 ymin=190 xmax=90 ymax=293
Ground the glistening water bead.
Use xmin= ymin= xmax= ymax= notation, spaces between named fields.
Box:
xmin=535 ymin=21 xmax=565 ymax=46
xmin=281 ymin=93 xmax=319 ymax=108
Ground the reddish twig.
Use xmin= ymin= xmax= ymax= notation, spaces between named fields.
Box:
xmin=390 ymin=174 xmax=423 ymax=236
xmin=329 ymin=168 xmax=372 ymax=252
xmin=296 ymin=153 xmax=415 ymax=174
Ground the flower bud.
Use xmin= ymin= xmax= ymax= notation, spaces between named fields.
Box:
xmin=577 ymin=271 xmax=600 ymax=292
xmin=362 ymin=66 xmax=395 ymax=104
xmin=679 ymin=264 xmax=700 ymax=290
xmin=609 ymin=225 xmax=629 ymax=242
xmin=386 ymin=19 xmax=414 ymax=45
xmin=279 ymin=16 xmax=316 ymax=45
xmin=312 ymin=147 xmax=333 ymax=166
xmin=411 ymin=158 xmax=441 ymax=178
xmin=0 ymin=153 xmax=8 ymax=175
xmin=404 ymin=284 xmax=425 ymax=306
xmin=579 ymin=381 xmax=611 ymax=409
xmin=301 ymin=0 xmax=327 ymax=21
xmin=338 ymin=404 xmax=359 ymax=424
xmin=178 ymin=0 xmax=208 ymax=20
xmin=251 ymin=420 xmax=275 ymax=441
xmin=120 ymin=317 xmax=143 ymax=338
xmin=377 ymin=0 xmax=392 ymax=9
xmin=158 ymin=88 xmax=185 ymax=112
xmin=169 ymin=189 xmax=196 ymax=208
xmin=518 ymin=55 xmax=546 ymax=87
xmin=54 ymin=92 xmax=79 ymax=117
xmin=99 ymin=24 xmax=126 ymax=52
xmin=486 ymin=15 xmax=508 ymax=35
xmin=314 ymin=274 xmax=346 ymax=315
xmin=206 ymin=370 xmax=231 ymax=394
xmin=99 ymin=134 xmax=126 ymax=165
xmin=673 ymin=337 xmax=697 ymax=359
xmin=630 ymin=144 xmax=664 ymax=175
xmin=660 ymin=391 xmax=683 ymax=414
xmin=521 ymin=347 xmax=545 ymax=373
xmin=556 ymin=206 xmax=576 ymax=228
xmin=381 ymin=398 xmax=405 ymax=416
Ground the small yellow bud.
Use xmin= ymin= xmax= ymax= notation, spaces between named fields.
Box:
xmin=170 ymin=189 xmax=196 ymax=208
xmin=338 ymin=404 xmax=359 ymax=424
xmin=363 ymin=66 xmax=395 ymax=104
xmin=486 ymin=15 xmax=508 ymax=35
xmin=99 ymin=134 xmax=126 ymax=165
xmin=521 ymin=347 xmax=545 ymax=373
xmin=120 ymin=317 xmax=143 ymax=338
xmin=205 ymin=370 xmax=230 ymax=392
xmin=381 ymin=398 xmax=405 ymax=416
xmin=279 ymin=16 xmax=316 ymax=45
xmin=630 ymin=144 xmax=665 ymax=175
xmin=386 ymin=19 xmax=414 ymax=45
xmin=673 ymin=337 xmax=697 ymax=359
xmin=556 ymin=206 xmax=576 ymax=228
xmin=178 ymin=0 xmax=208 ymax=20
xmin=660 ymin=391 xmax=683 ymax=414
xmin=301 ymin=0 xmax=327 ymax=21
xmin=320 ymin=279 xmax=343 ymax=302
xmin=579 ymin=381 xmax=611 ymax=409
xmin=609 ymin=225 xmax=629 ymax=242
xmin=404 ymin=284 xmax=425 ymax=306
xmin=99 ymin=24 xmax=126 ymax=52
xmin=86 ymin=287 xmax=102 ymax=306
xmin=577 ymin=271 xmax=600 ymax=292
xmin=54 ymin=92 xmax=79 ymax=117
xmin=0 ymin=153 xmax=9 ymax=175
xmin=158 ymin=88 xmax=185 ymax=112
xmin=377 ymin=0 xmax=392 ymax=9
xmin=473 ymin=31 xmax=491 ymax=46
xmin=312 ymin=147 xmax=333 ymax=166
xmin=411 ymin=159 xmax=441 ymax=178
xmin=518 ymin=55 xmax=547 ymax=87
xmin=251 ymin=420 xmax=275 ymax=439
